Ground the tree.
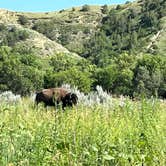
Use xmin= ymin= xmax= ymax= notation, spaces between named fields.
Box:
xmin=114 ymin=69 xmax=134 ymax=95
xmin=116 ymin=5 xmax=122 ymax=10
xmin=49 ymin=53 xmax=77 ymax=72
xmin=129 ymin=31 xmax=138 ymax=50
xmin=101 ymin=5 xmax=109 ymax=14
xmin=0 ymin=47 xmax=44 ymax=95
xmin=0 ymin=24 xmax=6 ymax=31
xmin=46 ymin=53 xmax=94 ymax=93
xmin=94 ymin=65 xmax=118 ymax=92
xmin=133 ymin=55 xmax=166 ymax=97
xmin=44 ymin=68 xmax=93 ymax=93
xmin=125 ymin=1 xmax=130 ymax=4
xmin=72 ymin=7 xmax=76 ymax=11
xmin=117 ymin=34 xmax=122 ymax=51
xmin=81 ymin=5 xmax=90 ymax=12
xmin=18 ymin=15 xmax=29 ymax=25
xmin=133 ymin=66 xmax=151 ymax=97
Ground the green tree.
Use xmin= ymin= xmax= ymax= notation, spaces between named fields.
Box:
xmin=129 ymin=31 xmax=138 ymax=50
xmin=81 ymin=5 xmax=90 ymax=12
xmin=116 ymin=5 xmax=122 ymax=10
xmin=117 ymin=34 xmax=122 ymax=51
xmin=44 ymin=68 xmax=92 ymax=93
xmin=18 ymin=15 xmax=29 ymax=25
xmin=0 ymin=47 xmax=44 ymax=95
xmin=133 ymin=55 xmax=166 ymax=97
xmin=46 ymin=53 xmax=94 ymax=93
xmin=50 ymin=53 xmax=77 ymax=72
xmin=101 ymin=5 xmax=109 ymax=14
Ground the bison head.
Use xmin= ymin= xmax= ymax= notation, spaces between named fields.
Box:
xmin=62 ymin=92 xmax=78 ymax=108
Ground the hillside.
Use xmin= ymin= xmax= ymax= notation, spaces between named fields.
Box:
xmin=83 ymin=0 xmax=166 ymax=63
xmin=153 ymin=16 xmax=166 ymax=55
xmin=17 ymin=5 xmax=107 ymax=54
xmin=0 ymin=9 xmax=71 ymax=56
xmin=0 ymin=0 xmax=166 ymax=98
xmin=0 ymin=1 xmax=165 ymax=56
xmin=0 ymin=5 xmax=109 ymax=56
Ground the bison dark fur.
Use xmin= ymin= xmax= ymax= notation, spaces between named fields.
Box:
xmin=61 ymin=92 xmax=78 ymax=109
xmin=35 ymin=88 xmax=78 ymax=110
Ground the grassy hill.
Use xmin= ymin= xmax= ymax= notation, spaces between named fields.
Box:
xmin=0 ymin=5 xmax=109 ymax=56
xmin=0 ymin=2 xmax=166 ymax=165
xmin=0 ymin=1 xmax=165 ymax=56
xmin=0 ymin=9 xmax=73 ymax=56
xmin=18 ymin=5 xmax=107 ymax=54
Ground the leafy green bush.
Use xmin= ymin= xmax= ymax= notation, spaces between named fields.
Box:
xmin=80 ymin=4 xmax=90 ymax=12
xmin=0 ymin=47 xmax=44 ymax=96
xmin=0 ymin=26 xmax=29 ymax=46
xmin=133 ymin=54 xmax=166 ymax=97
xmin=44 ymin=53 xmax=94 ymax=93
xmin=101 ymin=5 xmax=109 ymax=14
xmin=18 ymin=15 xmax=29 ymax=25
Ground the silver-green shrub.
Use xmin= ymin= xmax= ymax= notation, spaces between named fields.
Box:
xmin=0 ymin=91 xmax=21 ymax=104
xmin=62 ymin=84 xmax=113 ymax=108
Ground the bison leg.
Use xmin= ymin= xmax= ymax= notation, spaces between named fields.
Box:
xmin=62 ymin=104 xmax=65 ymax=111
xmin=62 ymin=101 xmax=67 ymax=111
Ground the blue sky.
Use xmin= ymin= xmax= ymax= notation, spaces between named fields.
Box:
xmin=0 ymin=0 xmax=132 ymax=12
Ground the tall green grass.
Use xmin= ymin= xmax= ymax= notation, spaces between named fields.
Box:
xmin=0 ymin=98 xmax=165 ymax=165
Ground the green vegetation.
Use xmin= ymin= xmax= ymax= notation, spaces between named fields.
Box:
xmin=0 ymin=47 xmax=44 ymax=95
xmin=44 ymin=54 xmax=94 ymax=93
xmin=101 ymin=5 xmax=109 ymax=14
xmin=0 ymin=98 xmax=165 ymax=165
xmin=0 ymin=47 xmax=166 ymax=98
xmin=80 ymin=4 xmax=91 ymax=12
xmin=0 ymin=47 xmax=94 ymax=95
xmin=92 ymin=53 xmax=166 ymax=98
xmin=0 ymin=1 xmax=166 ymax=165
xmin=31 ymin=11 xmax=100 ymax=54
xmin=83 ymin=0 xmax=166 ymax=63
xmin=0 ymin=0 xmax=166 ymax=98
xmin=18 ymin=15 xmax=29 ymax=25
xmin=0 ymin=24 xmax=29 ymax=46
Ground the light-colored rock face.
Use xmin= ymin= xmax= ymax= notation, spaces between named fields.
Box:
xmin=0 ymin=9 xmax=18 ymax=24
xmin=25 ymin=28 xmax=70 ymax=56
xmin=11 ymin=26 xmax=71 ymax=56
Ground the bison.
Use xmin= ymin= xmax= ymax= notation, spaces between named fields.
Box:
xmin=35 ymin=88 xmax=78 ymax=110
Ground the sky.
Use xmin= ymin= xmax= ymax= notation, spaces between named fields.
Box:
xmin=0 ymin=0 xmax=132 ymax=12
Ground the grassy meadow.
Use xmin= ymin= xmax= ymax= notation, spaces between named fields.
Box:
xmin=0 ymin=0 xmax=166 ymax=165
xmin=0 ymin=97 xmax=165 ymax=166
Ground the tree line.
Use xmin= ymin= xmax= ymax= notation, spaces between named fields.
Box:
xmin=0 ymin=46 xmax=166 ymax=98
